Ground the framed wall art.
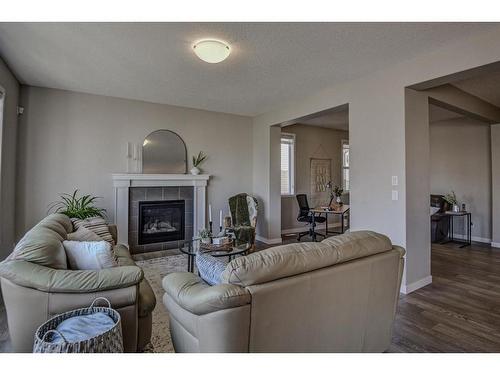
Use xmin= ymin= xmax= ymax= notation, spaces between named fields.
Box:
xmin=310 ymin=158 xmax=331 ymax=207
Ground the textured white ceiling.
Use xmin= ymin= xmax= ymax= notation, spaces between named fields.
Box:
xmin=0 ymin=23 xmax=496 ymax=116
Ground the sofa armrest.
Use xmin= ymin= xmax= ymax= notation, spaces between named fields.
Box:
xmin=392 ymin=245 xmax=406 ymax=258
xmin=0 ymin=260 xmax=143 ymax=293
xmin=162 ymin=272 xmax=250 ymax=315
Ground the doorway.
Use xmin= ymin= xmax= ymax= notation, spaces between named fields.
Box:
xmin=278 ymin=104 xmax=350 ymax=242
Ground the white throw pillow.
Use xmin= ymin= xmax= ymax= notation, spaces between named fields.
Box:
xmin=63 ymin=240 xmax=117 ymax=270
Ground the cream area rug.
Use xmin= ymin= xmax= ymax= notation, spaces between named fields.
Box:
xmin=136 ymin=254 xmax=189 ymax=353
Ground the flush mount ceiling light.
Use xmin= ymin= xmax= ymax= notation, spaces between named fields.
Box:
xmin=193 ymin=39 xmax=231 ymax=63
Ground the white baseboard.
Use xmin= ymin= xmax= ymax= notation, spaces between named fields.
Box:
xmin=400 ymin=275 xmax=432 ymax=294
xmin=491 ymin=242 xmax=500 ymax=248
xmin=452 ymin=233 xmax=491 ymax=244
xmin=255 ymin=235 xmax=282 ymax=245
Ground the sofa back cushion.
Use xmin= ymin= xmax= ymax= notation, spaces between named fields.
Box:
xmin=8 ymin=214 xmax=72 ymax=269
xmin=245 ymin=248 xmax=404 ymax=352
xmin=221 ymin=231 xmax=393 ymax=286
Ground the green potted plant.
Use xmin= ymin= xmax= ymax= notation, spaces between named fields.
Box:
xmin=48 ymin=190 xmax=106 ymax=219
xmin=326 ymin=182 xmax=344 ymax=208
xmin=191 ymin=151 xmax=207 ymax=175
xmin=443 ymin=191 xmax=460 ymax=212
xmin=198 ymin=228 xmax=212 ymax=244
xmin=333 ymin=185 xmax=344 ymax=204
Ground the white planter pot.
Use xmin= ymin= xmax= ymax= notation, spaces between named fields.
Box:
xmin=190 ymin=167 xmax=200 ymax=175
xmin=201 ymin=237 xmax=211 ymax=244
xmin=453 ymin=204 xmax=460 ymax=213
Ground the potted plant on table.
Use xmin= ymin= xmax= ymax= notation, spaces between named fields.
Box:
xmin=327 ymin=181 xmax=344 ymax=209
xmin=443 ymin=191 xmax=460 ymax=213
xmin=190 ymin=151 xmax=207 ymax=175
xmin=198 ymin=228 xmax=212 ymax=244
xmin=333 ymin=185 xmax=344 ymax=205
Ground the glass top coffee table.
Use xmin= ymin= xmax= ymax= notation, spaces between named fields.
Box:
xmin=179 ymin=238 xmax=251 ymax=272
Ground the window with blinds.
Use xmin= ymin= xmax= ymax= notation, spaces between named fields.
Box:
xmin=281 ymin=133 xmax=295 ymax=195
xmin=342 ymin=140 xmax=350 ymax=191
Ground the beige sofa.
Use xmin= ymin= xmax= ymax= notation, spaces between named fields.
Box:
xmin=163 ymin=231 xmax=404 ymax=352
xmin=0 ymin=214 xmax=156 ymax=352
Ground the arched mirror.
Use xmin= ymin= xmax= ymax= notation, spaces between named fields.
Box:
xmin=142 ymin=130 xmax=187 ymax=174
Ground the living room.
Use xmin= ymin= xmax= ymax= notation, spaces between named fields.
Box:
xmin=2 ymin=2 xmax=500 ymax=373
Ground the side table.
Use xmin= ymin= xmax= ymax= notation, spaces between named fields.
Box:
xmin=441 ymin=211 xmax=472 ymax=248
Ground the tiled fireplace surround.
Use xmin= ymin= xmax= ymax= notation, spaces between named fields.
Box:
xmin=129 ymin=186 xmax=194 ymax=253
xmin=112 ymin=174 xmax=209 ymax=254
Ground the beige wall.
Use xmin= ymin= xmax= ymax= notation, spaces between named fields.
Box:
xmin=0 ymin=58 xmax=19 ymax=260
xmin=430 ymin=118 xmax=492 ymax=241
xmin=16 ymin=86 xmax=253 ymax=238
xmin=405 ymin=89 xmax=431 ymax=291
xmin=280 ymin=124 xmax=348 ymax=231
xmin=491 ymin=124 xmax=500 ymax=247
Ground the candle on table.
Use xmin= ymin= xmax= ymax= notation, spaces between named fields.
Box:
xmin=219 ymin=210 xmax=223 ymax=227
xmin=209 ymin=204 xmax=212 ymax=222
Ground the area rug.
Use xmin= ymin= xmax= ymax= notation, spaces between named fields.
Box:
xmin=135 ymin=254 xmax=189 ymax=353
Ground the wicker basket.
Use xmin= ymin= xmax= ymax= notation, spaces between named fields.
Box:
xmin=33 ymin=297 xmax=123 ymax=353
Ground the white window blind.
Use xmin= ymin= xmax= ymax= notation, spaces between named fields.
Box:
xmin=342 ymin=140 xmax=350 ymax=192
xmin=281 ymin=133 xmax=295 ymax=195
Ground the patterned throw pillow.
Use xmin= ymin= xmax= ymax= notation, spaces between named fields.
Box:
xmin=68 ymin=226 xmax=103 ymax=241
xmin=195 ymin=252 xmax=227 ymax=285
xmin=71 ymin=217 xmax=115 ymax=245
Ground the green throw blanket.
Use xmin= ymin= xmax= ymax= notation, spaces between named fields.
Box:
xmin=228 ymin=194 xmax=255 ymax=245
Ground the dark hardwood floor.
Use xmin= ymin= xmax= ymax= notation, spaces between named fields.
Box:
xmin=260 ymin=235 xmax=500 ymax=352
xmin=389 ymin=241 xmax=500 ymax=352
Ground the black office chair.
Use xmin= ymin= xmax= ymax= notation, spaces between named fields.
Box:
xmin=296 ymin=194 xmax=326 ymax=242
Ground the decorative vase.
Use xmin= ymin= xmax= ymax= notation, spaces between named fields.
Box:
xmin=190 ymin=166 xmax=200 ymax=175
xmin=452 ymin=204 xmax=460 ymax=213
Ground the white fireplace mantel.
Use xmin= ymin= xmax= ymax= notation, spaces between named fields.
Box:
xmin=112 ymin=173 xmax=210 ymax=245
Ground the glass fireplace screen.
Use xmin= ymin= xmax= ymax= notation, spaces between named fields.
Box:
xmin=138 ymin=200 xmax=185 ymax=245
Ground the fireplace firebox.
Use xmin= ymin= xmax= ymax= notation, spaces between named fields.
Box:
xmin=138 ymin=200 xmax=185 ymax=245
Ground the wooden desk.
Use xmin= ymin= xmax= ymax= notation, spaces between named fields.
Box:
xmin=311 ymin=205 xmax=350 ymax=235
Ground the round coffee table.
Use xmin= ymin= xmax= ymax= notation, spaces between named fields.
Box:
xmin=179 ymin=238 xmax=251 ymax=272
